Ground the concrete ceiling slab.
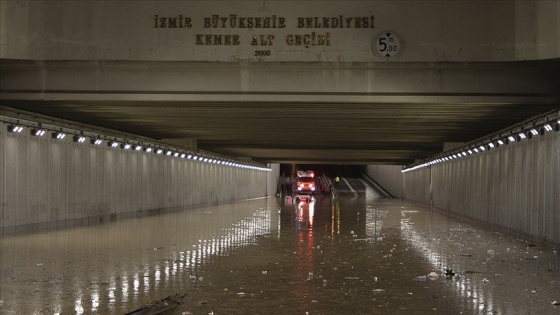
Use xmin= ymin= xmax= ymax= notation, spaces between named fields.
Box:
xmin=1 ymin=59 xmax=559 ymax=165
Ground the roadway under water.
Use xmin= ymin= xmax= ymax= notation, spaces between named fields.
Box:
xmin=1 ymin=193 xmax=560 ymax=314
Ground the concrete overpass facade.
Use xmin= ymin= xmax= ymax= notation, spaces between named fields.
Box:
xmin=1 ymin=1 xmax=559 ymax=241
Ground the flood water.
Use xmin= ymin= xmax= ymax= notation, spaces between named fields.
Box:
xmin=1 ymin=193 xmax=560 ymax=314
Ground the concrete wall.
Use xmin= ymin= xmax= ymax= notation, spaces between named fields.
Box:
xmin=366 ymin=127 xmax=559 ymax=243
xmin=400 ymin=130 xmax=560 ymax=243
xmin=365 ymin=165 xmax=404 ymax=198
xmin=0 ymin=121 xmax=278 ymax=233
xmin=1 ymin=0 xmax=558 ymax=62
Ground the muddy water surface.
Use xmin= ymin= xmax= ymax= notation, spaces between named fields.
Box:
xmin=1 ymin=195 xmax=559 ymax=314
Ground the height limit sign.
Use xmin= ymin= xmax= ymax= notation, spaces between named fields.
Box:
xmin=372 ymin=31 xmax=404 ymax=60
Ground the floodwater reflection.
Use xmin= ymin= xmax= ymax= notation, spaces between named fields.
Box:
xmin=0 ymin=198 xmax=277 ymax=314
xmin=1 ymin=195 xmax=560 ymax=314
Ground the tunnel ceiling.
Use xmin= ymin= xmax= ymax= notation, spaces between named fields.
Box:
xmin=1 ymin=59 xmax=559 ymax=165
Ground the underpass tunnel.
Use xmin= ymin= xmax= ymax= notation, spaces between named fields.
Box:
xmin=1 ymin=1 xmax=559 ymax=314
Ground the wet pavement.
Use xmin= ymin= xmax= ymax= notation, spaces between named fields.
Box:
xmin=1 ymin=193 xmax=560 ymax=314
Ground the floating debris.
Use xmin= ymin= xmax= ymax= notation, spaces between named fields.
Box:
xmin=445 ymin=269 xmax=456 ymax=277
xmin=428 ymin=272 xmax=439 ymax=279
xmin=124 ymin=293 xmax=185 ymax=315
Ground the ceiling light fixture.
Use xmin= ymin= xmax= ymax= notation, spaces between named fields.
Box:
xmin=31 ymin=128 xmax=46 ymax=137
xmin=73 ymin=135 xmax=86 ymax=143
xmin=8 ymin=125 xmax=24 ymax=133
xmin=52 ymin=131 xmax=66 ymax=140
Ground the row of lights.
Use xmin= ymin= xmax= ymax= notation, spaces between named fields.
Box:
xmin=6 ymin=124 xmax=271 ymax=171
xmin=402 ymin=119 xmax=560 ymax=173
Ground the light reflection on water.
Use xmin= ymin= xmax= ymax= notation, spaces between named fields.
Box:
xmin=183 ymin=207 xmax=272 ymax=274
xmin=398 ymin=209 xmax=502 ymax=313
xmin=0 ymin=198 xmax=277 ymax=314
xmin=2 ymin=196 xmax=559 ymax=314
xmin=365 ymin=205 xmax=386 ymax=240
xmin=396 ymin=206 xmax=559 ymax=315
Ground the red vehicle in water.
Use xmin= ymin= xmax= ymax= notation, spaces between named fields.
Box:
xmin=296 ymin=170 xmax=316 ymax=197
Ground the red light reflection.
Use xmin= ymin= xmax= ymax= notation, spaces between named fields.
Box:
xmin=295 ymin=199 xmax=315 ymax=309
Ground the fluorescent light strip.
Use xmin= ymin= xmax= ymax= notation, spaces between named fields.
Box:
xmin=2 ymin=120 xmax=271 ymax=171
xmin=403 ymin=118 xmax=560 ymax=173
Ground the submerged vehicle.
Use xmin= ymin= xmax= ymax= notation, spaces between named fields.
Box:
xmin=295 ymin=170 xmax=315 ymax=202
